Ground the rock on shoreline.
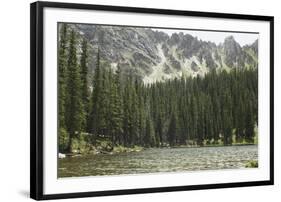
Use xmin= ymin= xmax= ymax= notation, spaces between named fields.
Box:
xmin=59 ymin=153 xmax=66 ymax=159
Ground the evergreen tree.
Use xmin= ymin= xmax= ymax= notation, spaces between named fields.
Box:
xmin=245 ymin=101 xmax=255 ymax=143
xmin=138 ymin=94 xmax=146 ymax=146
xmin=197 ymin=95 xmax=205 ymax=146
xmin=167 ymin=111 xmax=179 ymax=147
xmin=98 ymin=68 xmax=110 ymax=137
xmin=130 ymin=79 xmax=140 ymax=145
xmin=80 ymin=38 xmax=89 ymax=130
xmin=221 ymin=90 xmax=233 ymax=145
xmin=155 ymin=114 xmax=163 ymax=147
xmin=65 ymin=29 xmax=85 ymax=152
xmin=122 ymin=77 xmax=133 ymax=146
xmin=58 ymin=24 xmax=69 ymax=151
xmin=108 ymin=68 xmax=124 ymax=145
xmin=144 ymin=116 xmax=156 ymax=147
xmin=190 ymin=97 xmax=198 ymax=144
xmin=235 ymin=96 xmax=245 ymax=143
xmin=88 ymin=49 xmax=103 ymax=136
xmin=89 ymin=60 xmax=116 ymax=138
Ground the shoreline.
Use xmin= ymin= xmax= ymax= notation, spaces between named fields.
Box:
xmin=59 ymin=143 xmax=257 ymax=158
xmin=169 ymin=143 xmax=257 ymax=149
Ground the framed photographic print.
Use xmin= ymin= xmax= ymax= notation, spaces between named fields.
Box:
xmin=30 ymin=1 xmax=274 ymax=200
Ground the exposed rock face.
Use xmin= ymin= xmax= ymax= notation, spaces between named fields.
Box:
xmin=70 ymin=24 xmax=258 ymax=84
xmin=223 ymin=36 xmax=245 ymax=68
xmin=191 ymin=61 xmax=199 ymax=72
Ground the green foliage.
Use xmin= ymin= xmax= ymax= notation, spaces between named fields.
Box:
xmin=80 ymin=38 xmax=89 ymax=130
xmin=108 ymin=68 xmax=124 ymax=145
xmin=59 ymin=127 xmax=69 ymax=152
xmin=167 ymin=111 xmax=179 ymax=147
xmin=58 ymin=24 xmax=70 ymax=153
xmin=245 ymin=160 xmax=258 ymax=168
xmin=113 ymin=145 xmax=143 ymax=153
xmin=65 ymin=29 xmax=85 ymax=152
xmin=144 ymin=116 xmax=156 ymax=147
xmin=69 ymin=133 xmax=90 ymax=154
xmin=88 ymin=49 xmax=109 ymax=137
xmin=58 ymin=24 xmax=68 ymax=129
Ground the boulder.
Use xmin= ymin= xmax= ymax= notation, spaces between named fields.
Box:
xmin=58 ymin=153 xmax=66 ymax=159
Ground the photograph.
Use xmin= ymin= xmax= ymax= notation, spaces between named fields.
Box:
xmin=57 ymin=23 xmax=259 ymax=178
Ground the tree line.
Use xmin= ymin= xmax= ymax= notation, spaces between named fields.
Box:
xmin=58 ymin=24 xmax=258 ymax=153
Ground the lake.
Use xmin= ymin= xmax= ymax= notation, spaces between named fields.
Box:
xmin=58 ymin=145 xmax=258 ymax=178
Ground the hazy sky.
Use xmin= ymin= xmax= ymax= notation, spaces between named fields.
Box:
xmin=152 ymin=28 xmax=258 ymax=46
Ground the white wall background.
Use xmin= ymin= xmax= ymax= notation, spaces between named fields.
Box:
xmin=0 ymin=0 xmax=279 ymax=201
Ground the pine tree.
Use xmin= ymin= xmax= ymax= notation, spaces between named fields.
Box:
xmin=221 ymin=90 xmax=233 ymax=145
xmin=138 ymin=93 xmax=146 ymax=146
xmin=212 ymin=95 xmax=221 ymax=144
xmin=197 ymin=94 xmax=205 ymax=146
xmin=80 ymin=38 xmax=89 ymax=130
xmin=98 ymin=68 xmax=110 ymax=137
xmin=122 ymin=77 xmax=133 ymax=146
xmin=88 ymin=49 xmax=102 ymax=135
xmin=144 ymin=116 xmax=156 ymax=147
xmin=65 ymin=29 xmax=85 ymax=152
xmin=58 ymin=24 xmax=69 ymax=151
xmin=108 ymin=68 xmax=124 ymax=145
xmin=131 ymin=79 xmax=140 ymax=145
xmin=190 ymin=97 xmax=198 ymax=144
xmin=245 ymin=101 xmax=255 ymax=143
xmin=235 ymin=96 xmax=245 ymax=143
xmin=167 ymin=111 xmax=178 ymax=147
xmin=155 ymin=114 xmax=163 ymax=147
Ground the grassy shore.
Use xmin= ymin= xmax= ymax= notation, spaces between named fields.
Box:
xmin=245 ymin=160 xmax=258 ymax=168
xmin=60 ymin=133 xmax=257 ymax=158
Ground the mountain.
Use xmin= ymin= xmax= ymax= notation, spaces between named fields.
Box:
xmin=71 ymin=24 xmax=258 ymax=84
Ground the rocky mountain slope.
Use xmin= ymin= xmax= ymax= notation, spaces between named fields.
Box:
xmin=71 ymin=24 xmax=258 ymax=84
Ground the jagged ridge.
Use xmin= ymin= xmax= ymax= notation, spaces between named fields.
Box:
xmin=72 ymin=24 xmax=258 ymax=84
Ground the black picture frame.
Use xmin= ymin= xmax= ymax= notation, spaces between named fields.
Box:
xmin=30 ymin=1 xmax=274 ymax=200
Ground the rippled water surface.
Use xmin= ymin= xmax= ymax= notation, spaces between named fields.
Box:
xmin=58 ymin=145 xmax=258 ymax=177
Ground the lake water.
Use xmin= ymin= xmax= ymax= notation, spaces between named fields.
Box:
xmin=58 ymin=145 xmax=258 ymax=178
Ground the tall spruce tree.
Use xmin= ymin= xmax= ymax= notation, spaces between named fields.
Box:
xmin=58 ymin=24 xmax=69 ymax=151
xmin=65 ymin=29 xmax=85 ymax=152
xmin=58 ymin=24 xmax=68 ymax=128
xmin=80 ymin=38 xmax=89 ymax=130
xmin=167 ymin=111 xmax=179 ymax=147
xmin=108 ymin=68 xmax=124 ymax=145
xmin=122 ymin=80 xmax=131 ymax=146
xmin=138 ymin=93 xmax=146 ymax=146
xmin=155 ymin=114 xmax=163 ymax=147
xmin=245 ymin=101 xmax=255 ymax=143
xmin=144 ymin=116 xmax=156 ymax=147
xmin=88 ymin=49 xmax=101 ymax=135
xmin=97 ymin=67 xmax=110 ymax=137
xmin=221 ymin=90 xmax=233 ymax=145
